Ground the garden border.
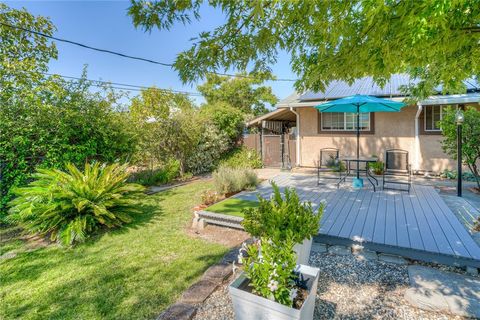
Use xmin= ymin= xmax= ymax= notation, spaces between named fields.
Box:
xmin=195 ymin=210 xmax=244 ymax=230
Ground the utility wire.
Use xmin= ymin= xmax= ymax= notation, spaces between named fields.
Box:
xmin=1 ymin=22 xmax=297 ymax=82
xmin=44 ymin=72 xmax=203 ymax=96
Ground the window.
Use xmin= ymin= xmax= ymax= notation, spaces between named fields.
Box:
xmin=322 ymin=112 xmax=370 ymax=131
xmin=424 ymin=105 xmax=447 ymax=131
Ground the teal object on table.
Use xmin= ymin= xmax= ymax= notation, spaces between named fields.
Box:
xmin=315 ymin=94 xmax=406 ymax=186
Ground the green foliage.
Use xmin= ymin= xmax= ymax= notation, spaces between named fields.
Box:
xmin=325 ymin=157 xmax=347 ymax=172
xmin=369 ymin=161 xmax=385 ymax=175
xmin=242 ymin=183 xmax=324 ymax=244
xmin=199 ymin=102 xmax=245 ymax=145
xmin=129 ymin=160 xmax=180 ymax=186
xmin=8 ymin=162 xmax=145 ymax=246
xmin=242 ymin=238 xmax=299 ymax=306
xmin=212 ymin=165 xmax=258 ymax=195
xmin=0 ymin=5 xmax=135 ymax=218
xmin=219 ymin=146 xmax=262 ymax=169
xmin=198 ymin=73 xmax=277 ymax=116
xmin=128 ymin=0 xmax=480 ymax=100
xmin=439 ymin=107 xmax=480 ymax=189
xmin=185 ymin=122 xmax=230 ymax=175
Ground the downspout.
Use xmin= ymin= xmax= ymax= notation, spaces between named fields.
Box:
xmin=289 ymin=106 xmax=301 ymax=167
xmin=414 ymin=103 xmax=423 ymax=173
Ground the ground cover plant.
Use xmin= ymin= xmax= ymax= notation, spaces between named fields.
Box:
xmin=8 ymin=163 xmax=145 ymax=246
xmin=206 ymin=198 xmax=259 ymax=218
xmin=0 ymin=180 xmax=227 ymax=320
xmin=219 ymin=146 xmax=262 ymax=169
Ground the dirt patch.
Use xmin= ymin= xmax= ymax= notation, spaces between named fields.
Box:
xmin=186 ymin=225 xmax=249 ymax=248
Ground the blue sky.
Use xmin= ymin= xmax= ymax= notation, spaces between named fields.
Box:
xmin=6 ymin=0 xmax=296 ymax=107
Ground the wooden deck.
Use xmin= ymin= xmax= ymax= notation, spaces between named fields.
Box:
xmin=235 ymin=173 xmax=480 ymax=268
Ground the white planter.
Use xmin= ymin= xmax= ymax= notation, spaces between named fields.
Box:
xmin=229 ymin=264 xmax=320 ymax=320
xmin=294 ymin=237 xmax=313 ymax=265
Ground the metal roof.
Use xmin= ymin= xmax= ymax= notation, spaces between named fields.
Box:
xmin=298 ymin=74 xmax=479 ymax=102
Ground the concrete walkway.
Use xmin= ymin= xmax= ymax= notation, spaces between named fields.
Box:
xmin=405 ymin=265 xmax=480 ymax=318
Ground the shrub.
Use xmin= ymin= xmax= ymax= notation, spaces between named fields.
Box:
xmin=129 ymin=160 xmax=180 ymax=186
xmin=242 ymin=183 xmax=324 ymax=244
xmin=219 ymin=146 xmax=262 ymax=169
xmin=201 ymin=190 xmax=221 ymax=206
xmin=213 ymin=165 xmax=258 ymax=195
xmin=8 ymin=162 xmax=145 ymax=246
xmin=369 ymin=161 xmax=384 ymax=175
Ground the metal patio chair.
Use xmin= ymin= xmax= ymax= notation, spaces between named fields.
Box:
xmin=317 ymin=148 xmax=344 ymax=186
xmin=383 ymin=149 xmax=411 ymax=192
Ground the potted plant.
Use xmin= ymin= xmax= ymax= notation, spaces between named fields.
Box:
xmin=242 ymin=183 xmax=324 ymax=265
xmin=230 ymin=237 xmax=319 ymax=319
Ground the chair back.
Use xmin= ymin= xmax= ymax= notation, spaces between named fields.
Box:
xmin=385 ymin=149 xmax=409 ymax=173
xmin=319 ymin=148 xmax=339 ymax=168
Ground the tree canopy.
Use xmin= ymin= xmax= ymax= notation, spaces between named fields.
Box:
xmin=129 ymin=0 xmax=480 ymax=99
xmin=197 ymin=72 xmax=277 ymax=116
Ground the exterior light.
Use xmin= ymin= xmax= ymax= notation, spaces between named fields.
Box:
xmin=455 ymin=110 xmax=464 ymax=125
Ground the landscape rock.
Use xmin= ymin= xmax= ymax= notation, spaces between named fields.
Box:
xmin=201 ymin=263 xmax=232 ymax=284
xmin=465 ymin=266 xmax=478 ymax=277
xmin=311 ymin=242 xmax=327 ymax=253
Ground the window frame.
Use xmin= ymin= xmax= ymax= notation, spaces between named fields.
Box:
xmin=321 ymin=112 xmax=371 ymax=132
xmin=423 ymin=105 xmax=444 ymax=132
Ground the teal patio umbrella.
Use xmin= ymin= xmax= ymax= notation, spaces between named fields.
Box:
xmin=315 ymin=94 xmax=406 ymax=181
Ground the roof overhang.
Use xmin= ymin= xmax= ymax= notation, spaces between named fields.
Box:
xmin=419 ymin=93 xmax=480 ymax=105
xmin=246 ymin=108 xmax=296 ymax=127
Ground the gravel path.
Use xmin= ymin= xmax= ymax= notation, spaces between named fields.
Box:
xmin=193 ymin=252 xmax=464 ymax=320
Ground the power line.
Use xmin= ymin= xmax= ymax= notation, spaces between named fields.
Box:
xmin=0 ymin=22 xmax=173 ymax=67
xmin=1 ymin=22 xmax=297 ymax=82
xmin=44 ymin=72 xmax=203 ymax=96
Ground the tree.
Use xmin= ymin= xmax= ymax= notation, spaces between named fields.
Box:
xmin=129 ymin=0 xmax=480 ymax=99
xmin=199 ymin=102 xmax=245 ymax=146
xmin=197 ymin=73 xmax=277 ymax=116
xmin=129 ymin=87 xmax=201 ymax=175
xmin=439 ymin=107 xmax=480 ymax=189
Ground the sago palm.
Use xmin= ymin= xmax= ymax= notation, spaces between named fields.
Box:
xmin=8 ymin=162 xmax=145 ymax=246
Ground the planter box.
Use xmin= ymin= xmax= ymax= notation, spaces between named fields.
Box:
xmin=294 ymin=238 xmax=313 ymax=266
xmin=229 ymin=264 xmax=320 ymax=320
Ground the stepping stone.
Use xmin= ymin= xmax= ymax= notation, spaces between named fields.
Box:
xmin=157 ymin=303 xmax=196 ymax=320
xmin=405 ymin=265 xmax=480 ymax=318
xmin=311 ymin=242 xmax=327 ymax=253
xmin=378 ymin=253 xmax=407 ymax=265
xmin=328 ymin=245 xmax=351 ymax=255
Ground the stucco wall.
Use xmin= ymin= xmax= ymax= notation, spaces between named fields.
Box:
xmin=297 ymin=105 xmax=456 ymax=172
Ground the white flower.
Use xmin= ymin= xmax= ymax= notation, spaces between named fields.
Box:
xmin=289 ymin=288 xmax=298 ymax=301
xmin=271 ymin=269 xmax=278 ymax=277
xmin=237 ymin=254 xmax=243 ymax=264
xmin=267 ymin=280 xmax=278 ymax=292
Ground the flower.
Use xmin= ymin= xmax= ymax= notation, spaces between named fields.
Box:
xmin=237 ymin=254 xmax=243 ymax=264
xmin=289 ymin=288 xmax=298 ymax=301
xmin=267 ymin=280 xmax=278 ymax=292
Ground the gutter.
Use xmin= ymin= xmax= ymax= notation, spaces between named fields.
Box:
xmin=289 ymin=106 xmax=301 ymax=167
xmin=414 ymin=103 xmax=423 ymax=173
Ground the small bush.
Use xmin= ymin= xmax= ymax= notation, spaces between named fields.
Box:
xmin=242 ymin=183 xmax=323 ymax=244
xmin=219 ymin=146 xmax=262 ymax=169
xmin=129 ymin=160 xmax=180 ymax=186
xmin=8 ymin=162 xmax=145 ymax=246
xmin=201 ymin=190 xmax=220 ymax=206
xmin=369 ymin=161 xmax=384 ymax=175
xmin=213 ymin=165 xmax=258 ymax=195
xmin=325 ymin=157 xmax=346 ymax=172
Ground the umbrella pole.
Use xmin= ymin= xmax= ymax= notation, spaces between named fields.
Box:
xmin=356 ymin=105 xmax=360 ymax=179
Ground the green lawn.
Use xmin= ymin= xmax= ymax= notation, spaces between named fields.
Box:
xmin=206 ymin=198 xmax=259 ymax=217
xmin=0 ymin=181 xmax=228 ymax=320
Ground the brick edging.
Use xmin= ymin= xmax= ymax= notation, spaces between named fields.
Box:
xmin=156 ymin=247 xmax=239 ymax=320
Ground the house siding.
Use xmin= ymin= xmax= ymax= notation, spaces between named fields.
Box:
xmin=297 ymin=105 xmax=457 ymax=172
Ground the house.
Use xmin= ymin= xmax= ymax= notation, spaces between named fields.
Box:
xmin=246 ymin=74 xmax=480 ymax=174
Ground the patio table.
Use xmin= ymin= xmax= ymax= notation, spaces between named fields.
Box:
xmin=338 ymin=156 xmax=379 ymax=191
